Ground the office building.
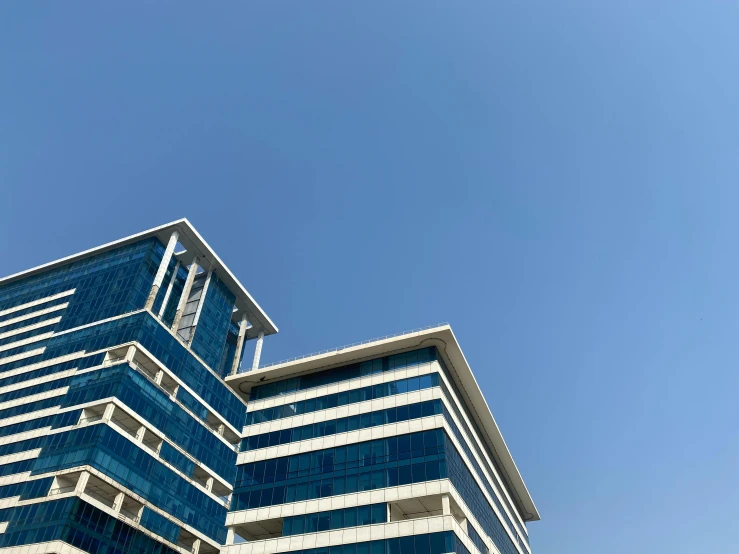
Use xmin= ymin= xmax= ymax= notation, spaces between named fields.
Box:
xmin=0 ymin=221 xmax=538 ymax=554
xmin=224 ymin=327 xmax=538 ymax=554
xmin=0 ymin=220 xmax=275 ymax=554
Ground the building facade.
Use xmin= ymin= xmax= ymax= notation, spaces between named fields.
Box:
xmin=0 ymin=220 xmax=276 ymax=554
xmin=224 ymin=328 xmax=539 ymax=554
xmin=0 ymin=220 xmax=538 ymax=554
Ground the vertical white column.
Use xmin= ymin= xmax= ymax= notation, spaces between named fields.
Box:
xmin=459 ymin=516 xmax=468 ymax=532
xmin=187 ymin=270 xmax=212 ymax=345
xmin=125 ymin=345 xmax=136 ymax=363
xmin=251 ymin=331 xmax=264 ymax=371
xmin=158 ymin=260 xmax=181 ymax=318
xmin=145 ymin=231 xmax=179 ymax=310
xmin=171 ymin=257 xmax=200 ymax=333
xmin=226 ymin=528 xmax=235 ymax=546
xmin=230 ymin=313 xmax=249 ymax=376
xmin=75 ymin=471 xmax=90 ymax=494
xmin=113 ymin=492 xmax=125 ymax=513
xmin=441 ymin=494 xmax=451 ymax=516
xmin=102 ymin=403 xmax=115 ymax=422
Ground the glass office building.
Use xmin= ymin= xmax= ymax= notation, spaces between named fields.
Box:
xmin=0 ymin=220 xmax=276 ymax=554
xmin=225 ymin=331 xmax=540 ymax=554
xmin=0 ymin=220 xmax=538 ymax=554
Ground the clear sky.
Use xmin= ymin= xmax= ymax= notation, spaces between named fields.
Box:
xmin=1 ymin=2 xmax=738 ymax=552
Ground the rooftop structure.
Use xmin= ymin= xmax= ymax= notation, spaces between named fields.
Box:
xmin=0 ymin=219 xmax=278 ymax=342
xmin=0 ymin=220 xmax=276 ymax=554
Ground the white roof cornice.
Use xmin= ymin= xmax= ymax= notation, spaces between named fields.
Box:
xmin=0 ymin=218 xmax=277 ymax=338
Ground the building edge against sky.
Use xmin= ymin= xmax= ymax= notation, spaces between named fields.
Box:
xmin=0 ymin=219 xmax=538 ymax=554
xmin=224 ymin=326 xmax=538 ymax=554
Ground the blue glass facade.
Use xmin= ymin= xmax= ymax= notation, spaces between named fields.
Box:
xmin=0 ymin=497 xmax=180 ymax=554
xmin=245 ymin=373 xmax=440 ymax=426
xmin=0 ymin=311 xmax=246 ymax=429
xmin=0 ymin=229 xmax=254 ymax=554
xmin=233 ymin=427 xmax=522 ymax=554
xmin=232 ymin=429 xmax=446 ymax=510
xmin=282 ymin=503 xmax=387 ymax=536
xmin=241 ymin=347 xmax=528 ymax=553
xmin=31 ymin=424 xmax=225 ymax=543
xmin=0 ymin=238 xmax=164 ymax=332
xmin=242 ymin=399 xmax=442 ymax=452
xmin=249 ymin=347 xmax=438 ymax=401
xmin=63 ymin=362 xmax=236 ymax=480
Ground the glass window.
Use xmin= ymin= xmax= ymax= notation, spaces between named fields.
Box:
xmin=330 ymin=509 xmax=343 ymax=529
xmin=399 ymin=536 xmax=414 ymax=554
xmin=344 ymin=506 xmax=357 ymax=527
xmin=317 ymin=512 xmax=330 ymax=532
xmin=371 ymin=503 xmax=386 ymax=524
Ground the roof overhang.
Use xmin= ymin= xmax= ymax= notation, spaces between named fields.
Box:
xmin=226 ymin=324 xmax=539 ymax=522
xmin=0 ymin=218 xmax=277 ymax=339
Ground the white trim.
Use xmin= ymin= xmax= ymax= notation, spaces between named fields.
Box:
xmin=0 ymin=448 xmax=42 ymax=466
xmin=0 ymin=350 xmax=87 ymax=379
xmin=0 ymin=289 xmax=75 ymax=318
xmin=0 ymin=219 xmax=277 ymax=337
xmin=237 ymin=414 xmax=444 ymax=465
xmin=223 ymin=513 xmax=480 ymax=554
xmin=0 ymin=471 xmax=32 ymax=487
xmin=234 ymin=405 xmax=529 ymax=554
xmin=0 ymin=387 xmax=68 ymax=412
xmin=20 ymin=463 xmax=220 ymax=554
xmin=227 ymin=478 xmax=451 ymax=525
xmin=243 ymin=387 xmax=439 ymax=439
xmin=0 ymin=332 xmax=55 ymax=354
xmin=0 ymin=368 xmax=77 ymax=395
xmin=95 ymin=395 xmax=233 ymax=493
xmin=245 ymin=360 xmax=437 ymax=414
xmin=0 ymin=407 xmax=61 ymax=436
xmin=0 ymin=316 xmax=62 ymax=341
xmin=436 ymin=370 xmax=528 ymax=534
xmin=227 ymin=480 xmax=496 ymax=554
xmin=438 ymin=402 xmax=529 ymax=554
xmin=0 ymin=303 xmax=69 ymax=331
xmin=0 ymin=347 xmax=46 ymax=367
xmin=118 ymin=339 xmax=245 ymax=438
xmin=0 ymin=540 xmax=88 ymax=553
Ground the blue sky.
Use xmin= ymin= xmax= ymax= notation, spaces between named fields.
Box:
xmin=2 ymin=2 xmax=738 ymax=552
